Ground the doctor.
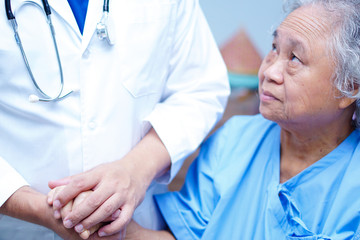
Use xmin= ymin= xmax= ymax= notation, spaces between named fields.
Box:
xmin=0 ymin=0 xmax=229 ymax=239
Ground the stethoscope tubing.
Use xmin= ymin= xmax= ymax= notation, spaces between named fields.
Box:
xmin=5 ymin=0 xmax=14 ymax=19
xmin=5 ymin=0 xmax=111 ymax=102
xmin=103 ymin=0 xmax=109 ymax=12
xmin=5 ymin=0 xmax=71 ymax=102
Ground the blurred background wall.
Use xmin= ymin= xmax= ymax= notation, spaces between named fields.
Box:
xmin=200 ymin=0 xmax=284 ymax=57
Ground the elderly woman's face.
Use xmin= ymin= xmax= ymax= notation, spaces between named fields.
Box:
xmin=258 ymin=5 xmax=344 ymax=128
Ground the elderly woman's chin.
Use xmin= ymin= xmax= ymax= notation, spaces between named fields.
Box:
xmin=259 ymin=106 xmax=275 ymax=122
xmin=258 ymin=102 xmax=285 ymax=124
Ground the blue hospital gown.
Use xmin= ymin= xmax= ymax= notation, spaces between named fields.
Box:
xmin=155 ymin=114 xmax=360 ymax=240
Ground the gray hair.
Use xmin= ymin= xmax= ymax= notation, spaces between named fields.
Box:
xmin=284 ymin=0 xmax=360 ymax=128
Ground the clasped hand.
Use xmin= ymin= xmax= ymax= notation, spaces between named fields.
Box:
xmin=47 ymin=160 xmax=149 ymax=239
xmin=48 ymin=187 xmax=106 ymax=239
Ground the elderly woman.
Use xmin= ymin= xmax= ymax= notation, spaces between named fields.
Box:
xmin=123 ymin=0 xmax=360 ymax=239
xmin=54 ymin=0 xmax=360 ymax=239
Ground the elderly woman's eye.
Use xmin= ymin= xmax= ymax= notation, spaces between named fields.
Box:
xmin=290 ymin=53 xmax=301 ymax=63
xmin=272 ymin=43 xmax=277 ymax=52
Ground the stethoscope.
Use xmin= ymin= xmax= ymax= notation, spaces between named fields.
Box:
xmin=5 ymin=0 xmax=114 ymax=103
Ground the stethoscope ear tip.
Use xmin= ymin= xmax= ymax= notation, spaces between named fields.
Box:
xmin=29 ymin=94 xmax=40 ymax=103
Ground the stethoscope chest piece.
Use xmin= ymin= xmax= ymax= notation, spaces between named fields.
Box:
xmin=96 ymin=11 xmax=115 ymax=45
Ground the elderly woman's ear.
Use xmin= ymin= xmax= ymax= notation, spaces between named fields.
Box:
xmin=339 ymin=87 xmax=359 ymax=109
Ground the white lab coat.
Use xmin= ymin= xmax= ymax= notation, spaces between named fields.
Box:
xmin=0 ymin=0 xmax=229 ymax=238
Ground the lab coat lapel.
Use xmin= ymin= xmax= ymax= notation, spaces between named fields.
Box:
xmin=81 ymin=0 xmax=103 ymax=52
xmin=47 ymin=0 xmax=81 ymax=38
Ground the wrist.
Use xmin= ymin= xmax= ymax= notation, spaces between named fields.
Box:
xmin=127 ymin=128 xmax=171 ymax=185
xmin=0 ymin=186 xmax=54 ymax=228
xmin=0 ymin=186 xmax=81 ymax=239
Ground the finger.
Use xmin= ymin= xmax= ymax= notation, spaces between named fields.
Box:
xmin=80 ymin=229 xmax=91 ymax=240
xmin=87 ymin=209 xmax=120 ymax=223
xmin=79 ymin=223 xmax=102 ymax=240
xmin=63 ymin=187 xmax=113 ymax=229
xmin=72 ymin=191 xmax=95 ymax=233
xmin=60 ymin=199 xmax=73 ymax=220
xmin=77 ymin=209 xmax=120 ymax=233
xmin=97 ymin=205 xmax=132 ymax=237
xmin=48 ymin=185 xmax=67 ymax=206
xmin=77 ymin=194 xmax=123 ymax=231
xmin=48 ymin=176 xmax=71 ymax=189
xmin=73 ymin=191 xmax=93 ymax=207
xmin=48 ymin=186 xmax=67 ymax=218
xmin=103 ymin=209 xmax=121 ymax=222
xmin=53 ymin=173 xmax=98 ymax=212
xmin=89 ymin=223 xmax=103 ymax=236
xmin=47 ymin=188 xmax=56 ymax=205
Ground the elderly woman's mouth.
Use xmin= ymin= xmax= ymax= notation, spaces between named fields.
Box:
xmin=260 ymin=90 xmax=279 ymax=101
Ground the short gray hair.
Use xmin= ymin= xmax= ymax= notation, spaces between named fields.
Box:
xmin=284 ymin=0 xmax=360 ymax=128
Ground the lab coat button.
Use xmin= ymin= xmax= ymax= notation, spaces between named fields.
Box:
xmin=88 ymin=121 xmax=96 ymax=129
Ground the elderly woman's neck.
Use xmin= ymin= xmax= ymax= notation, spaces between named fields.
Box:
xmin=279 ymin=113 xmax=355 ymax=183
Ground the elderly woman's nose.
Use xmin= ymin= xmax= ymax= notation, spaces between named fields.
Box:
xmin=263 ymin=59 xmax=284 ymax=84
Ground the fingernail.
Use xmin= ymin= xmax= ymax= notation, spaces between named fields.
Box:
xmin=111 ymin=209 xmax=121 ymax=219
xmin=54 ymin=210 xmax=60 ymax=219
xmin=47 ymin=196 xmax=52 ymax=204
xmin=98 ymin=231 xmax=107 ymax=237
xmin=75 ymin=224 xmax=84 ymax=233
xmin=80 ymin=230 xmax=90 ymax=239
xmin=63 ymin=219 xmax=73 ymax=228
xmin=53 ymin=200 xmax=61 ymax=209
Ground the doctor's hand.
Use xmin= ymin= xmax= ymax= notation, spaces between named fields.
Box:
xmin=48 ymin=127 xmax=171 ymax=238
